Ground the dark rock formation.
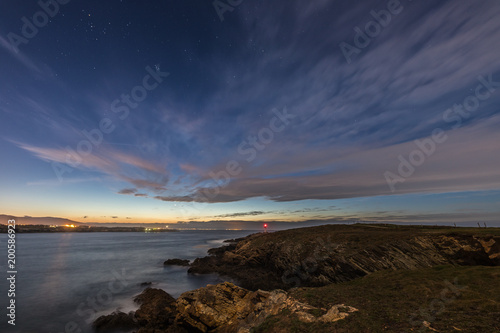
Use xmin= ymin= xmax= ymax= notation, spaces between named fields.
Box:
xmin=188 ymin=225 xmax=500 ymax=290
xmin=134 ymin=288 xmax=177 ymax=329
xmin=92 ymin=311 xmax=138 ymax=332
xmin=164 ymin=259 xmax=190 ymax=266
xmin=94 ymin=283 xmax=354 ymax=332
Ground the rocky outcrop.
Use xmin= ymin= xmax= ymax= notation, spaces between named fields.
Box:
xmin=92 ymin=311 xmax=138 ymax=332
xmin=188 ymin=225 xmax=500 ymax=290
xmin=174 ymin=282 xmax=357 ymax=333
xmin=134 ymin=288 xmax=177 ymax=329
xmin=164 ymin=259 xmax=191 ymax=266
xmin=94 ymin=283 xmax=356 ymax=332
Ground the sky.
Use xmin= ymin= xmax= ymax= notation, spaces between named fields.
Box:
xmin=1 ymin=0 xmax=499 ymax=226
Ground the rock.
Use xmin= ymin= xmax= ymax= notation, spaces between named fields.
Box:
xmin=175 ymin=282 xmax=253 ymax=332
xmin=136 ymin=326 xmax=188 ymax=333
xmin=174 ymin=282 xmax=355 ymax=333
xmin=95 ymin=282 xmax=356 ymax=332
xmin=164 ymin=259 xmax=190 ymax=266
xmin=92 ymin=311 xmax=138 ymax=332
xmin=134 ymin=288 xmax=177 ymax=329
xmin=319 ymin=304 xmax=359 ymax=322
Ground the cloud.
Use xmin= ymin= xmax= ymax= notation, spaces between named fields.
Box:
xmin=122 ymin=177 xmax=167 ymax=192
xmin=15 ymin=142 xmax=169 ymax=192
xmin=152 ymin=115 xmax=500 ymax=203
xmin=6 ymin=0 xmax=500 ymax=209
xmin=27 ymin=177 xmax=101 ymax=186
xmin=154 ymin=195 xmax=196 ymax=202
xmin=151 ymin=0 xmax=500 ymax=204
xmin=118 ymin=188 xmax=137 ymax=195
xmin=214 ymin=211 xmax=267 ymax=218
xmin=0 ymin=35 xmax=49 ymax=75
xmin=109 ymin=150 xmax=166 ymax=174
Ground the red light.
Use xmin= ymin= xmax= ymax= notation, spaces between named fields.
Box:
xmin=264 ymin=224 xmax=267 ymax=228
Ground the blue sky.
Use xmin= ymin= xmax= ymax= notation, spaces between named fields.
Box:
xmin=1 ymin=0 xmax=499 ymax=225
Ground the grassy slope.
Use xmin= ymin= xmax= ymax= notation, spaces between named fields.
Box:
xmin=252 ymin=265 xmax=500 ymax=333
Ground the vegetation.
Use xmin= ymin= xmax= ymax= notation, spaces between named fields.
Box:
xmin=253 ymin=265 xmax=500 ymax=332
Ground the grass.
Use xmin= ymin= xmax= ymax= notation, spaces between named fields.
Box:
xmin=252 ymin=265 xmax=500 ymax=333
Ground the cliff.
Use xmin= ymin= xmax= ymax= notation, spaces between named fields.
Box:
xmin=188 ymin=224 xmax=500 ymax=290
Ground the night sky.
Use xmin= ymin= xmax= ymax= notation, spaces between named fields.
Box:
xmin=1 ymin=0 xmax=499 ymax=225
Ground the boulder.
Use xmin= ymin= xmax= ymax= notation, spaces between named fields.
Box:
xmin=134 ymin=288 xmax=177 ymax=329
xmin=164 ymin=259 xmax=190 ymax=266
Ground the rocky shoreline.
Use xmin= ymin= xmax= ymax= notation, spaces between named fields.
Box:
xmin=93 ymin=283 xmax=358 ymax=332
xmin=94 ymin=224 xmax=500 ymax=332
xmin=189 ymin=224 xmax=500 ymax=290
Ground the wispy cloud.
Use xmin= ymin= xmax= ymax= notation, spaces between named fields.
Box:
xmin=27 ymin=177 xmax=101 ymax=186
xmin=117 ymin=188 xmax=137 ymax=195
xmin=15 ymin=142 xmax=169 ymax=191
xmin=213 ymin=211 xmax=267 ymax=218
xmin=152 ymin=115 xmax=500 ymax=203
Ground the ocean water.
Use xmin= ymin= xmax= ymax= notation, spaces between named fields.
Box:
xmin=0 ymin=230 xmax=256 ymax=333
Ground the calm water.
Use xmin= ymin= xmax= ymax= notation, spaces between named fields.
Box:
xmin=0 ymin=230 xmax=256 ymax=333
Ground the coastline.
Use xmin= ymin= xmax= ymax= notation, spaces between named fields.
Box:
xmin=94 ymin=223 xmax=500 ymax=332
xmin=0 ymin=224 xmax=179 ymax=233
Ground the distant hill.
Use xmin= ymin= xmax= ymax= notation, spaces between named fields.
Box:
xmin=0 ymin=214 xmax=84 ymax=226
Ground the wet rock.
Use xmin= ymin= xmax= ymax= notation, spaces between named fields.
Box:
xmin=134 ymin=288 xmax=177 ymax=329
xmin=136 ymin=326 xmax=188 ymax=333
xmin=164 ymin=259 xmax=190 ymax=266
xmin=92 ymin=311 xmax=138 ymax=332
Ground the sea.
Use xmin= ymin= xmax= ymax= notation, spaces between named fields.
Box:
xmin=0 ymin=230 xmax=257 ymax=333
